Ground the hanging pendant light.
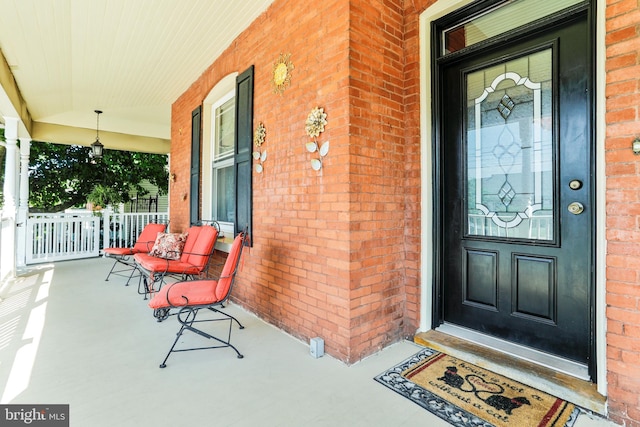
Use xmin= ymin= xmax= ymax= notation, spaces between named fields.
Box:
xmin=90 ymin=110 xmax=104 ymax=159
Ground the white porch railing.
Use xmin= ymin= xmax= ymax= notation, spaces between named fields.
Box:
xmin=102 ymin=211 xmax=169 ymax=249
xmin=0 ymin=210 xmax=15 ymax=285
xmin=468 ymin=213 xmax=553 ymax=240
xmin=25 ymin=211 xmax=168 ymax=265
xmin=26 ymin=212 xmax=100 ymax=264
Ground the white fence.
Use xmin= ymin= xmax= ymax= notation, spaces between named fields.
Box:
xmin=25 ymin=211 xmax=168 ymax=265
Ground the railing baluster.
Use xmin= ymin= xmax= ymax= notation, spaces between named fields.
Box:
xmin=25 ymin=211 xmax=168 ymax=264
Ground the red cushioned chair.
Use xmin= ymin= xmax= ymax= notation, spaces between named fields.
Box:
xmin=148 ymin=230 xmax=249 ymax=368
xmin=103 ymin=222 xmax=167 ymax=285
xmin=134 ymin=224 xmax=219 ymax=298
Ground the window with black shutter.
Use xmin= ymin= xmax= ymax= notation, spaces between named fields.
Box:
xmin=190 ymin=105 xmax=202 ymax=225
xmin=234 ymin=66 xmax=254 ymax=240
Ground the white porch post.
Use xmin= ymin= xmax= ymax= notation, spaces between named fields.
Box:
xmin=3 ymin=117 xmax=18 ymax=213
xmin=1 ymin=117 xmax=19 ymax=282
xmin=16 ymin=137 xmax=30 ymax=267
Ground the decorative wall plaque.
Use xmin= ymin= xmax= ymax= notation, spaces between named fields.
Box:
xmin=305 ymin=107 xmax=329 ymax=171
xmin=272 ymin=53 xmax=294 ymax=95
xmin=253 ymin=122 xmax=267 ymax=173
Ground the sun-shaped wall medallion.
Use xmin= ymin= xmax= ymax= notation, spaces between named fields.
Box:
xmin=272 ymin=53 xmax=294 ymax=95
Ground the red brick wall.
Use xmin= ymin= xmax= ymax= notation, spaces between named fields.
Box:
xmin=604 ymin=0 xmax=640 ymax=424
xmin=170 ymin=98 xmax=194 ymax=233
xmin=346 ymin=0 xmax=412 ymax=360
xmin=170 ymin=0 xmax=420 ymax=363
xmin=170 ymin=0 xmax=640 ymax=423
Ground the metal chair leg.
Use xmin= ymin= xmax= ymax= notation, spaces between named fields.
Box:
xmin=160 ymin=324 xmax=188 ymax=368
xmin=158 ymin=306 xmax=244 ymax=368
xmin=207 ymin=306 xmax=244 ymax=330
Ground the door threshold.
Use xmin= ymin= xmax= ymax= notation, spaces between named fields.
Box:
xmin=415 ymin=327 xmax=606 ymax=414
xmin=437 ymin=323 xmax=589 ymax=379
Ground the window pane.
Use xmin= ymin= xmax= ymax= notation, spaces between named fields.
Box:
xmin=215 ymin=98 xmax=235 ymax=158
xmin=215 ymin=165 xmax=235 ymax=223
xmin=443 ymin=0 xmax=583 ymax=55
xmin=466 ymin=49 xmax=554 ymax=241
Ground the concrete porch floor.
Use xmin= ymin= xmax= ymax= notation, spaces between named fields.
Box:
xmin=0 ymin=258 xmax=617 ymax=426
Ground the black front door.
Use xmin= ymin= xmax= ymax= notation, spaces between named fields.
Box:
xmin=439 ymin=12 xmax=593 ymax=367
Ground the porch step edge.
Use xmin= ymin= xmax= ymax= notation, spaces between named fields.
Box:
xmin=414 ymin=330 xmax=606 ymax=415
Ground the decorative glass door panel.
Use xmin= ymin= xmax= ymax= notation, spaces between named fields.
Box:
xmin=439 ymin=11 xmax=593 ymax=371
xmin=466 ymin=49 xmax=553 ymax=240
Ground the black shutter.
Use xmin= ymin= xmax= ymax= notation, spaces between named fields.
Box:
xmin=234 ymin=66 xmax=254 ymax=240
xmin=190 ymin=105 xmax=202 ymax=226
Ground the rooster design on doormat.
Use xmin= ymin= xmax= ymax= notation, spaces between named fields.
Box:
xmin=438 ymin=366 xmax=531 ymax=415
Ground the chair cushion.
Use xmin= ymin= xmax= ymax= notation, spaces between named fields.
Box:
xmin=132 ymin=223 xmax=166 ymax=253
xmin=215 ymin=233 xmax=245 ymax=300
xmin=103 ymin=223 xmax=167 ymax=256
xmin=148 ymin=280 xmax=220 ymax=309
xmin=148 ymin=232 xmax=188 ymax=260
xmin=104 ymin=247 xmax=135 ymax=257
xmin=134 ymin=253 xmax=203 ymax=276
xmin=180 ymin=225 xmax=218 ymax=267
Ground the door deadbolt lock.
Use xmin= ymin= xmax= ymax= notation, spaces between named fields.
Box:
xmin=569 ymin=180 xmax=583 ymax=190
xmin=568 ymin=202 xmax=584 ymax=215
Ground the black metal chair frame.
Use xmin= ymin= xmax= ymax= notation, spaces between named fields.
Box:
xmin=152 ymin=230 xmax=249 ymax=368
xmin=105 ymin=252 xmax=138 ymax=284
xmin=158 ymin=304 xmax=245 ymax=368
xmin=104 ymin=223 xmax=167 ymax=286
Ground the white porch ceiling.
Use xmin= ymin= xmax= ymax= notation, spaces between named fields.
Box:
xmin=0 ymin=0 xmax=274 ymax=153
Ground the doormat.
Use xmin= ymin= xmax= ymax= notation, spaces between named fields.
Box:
xmin=374 ymin=347 xmax=580 ymax=427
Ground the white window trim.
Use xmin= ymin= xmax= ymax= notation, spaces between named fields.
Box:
xmin=211 ymin=91 xmax=235 ymax=161
xmin=201 ymin=73 xmax=237 ymax=239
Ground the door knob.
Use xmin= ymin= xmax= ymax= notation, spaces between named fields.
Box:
xmin=568 ymin=202 xmax=584 ymax=215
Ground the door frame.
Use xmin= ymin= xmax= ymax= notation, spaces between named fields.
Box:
xmin=417 ymin=0 xmax=607 ymax=393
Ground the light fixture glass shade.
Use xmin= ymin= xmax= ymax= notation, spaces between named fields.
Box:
xmin=91 ymin=139 xmax=104 ymax=158
xmin=91 ymin=109 xmax=104 ymax=159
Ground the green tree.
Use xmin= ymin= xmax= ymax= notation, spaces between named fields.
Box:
xmin=29 ymin=141 xmax=168 ymax=212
